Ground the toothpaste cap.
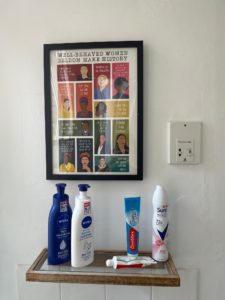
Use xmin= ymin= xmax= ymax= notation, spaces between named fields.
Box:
xmin=106 ymin=259 xmax=113 ymax=267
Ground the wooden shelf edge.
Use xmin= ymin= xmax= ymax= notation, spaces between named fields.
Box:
xmin=26 ymin=272 xmax=180 ymax=287
xmin=26 ymin=248 xmax=48 ymax=281
xmin=26 ymin=249 xmax=180 ymax=287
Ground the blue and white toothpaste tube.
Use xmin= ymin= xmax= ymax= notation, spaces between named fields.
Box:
xmin=124 ymin=197 xmax=141 ymax=257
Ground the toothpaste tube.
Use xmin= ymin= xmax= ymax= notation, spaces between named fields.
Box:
xmin=124 ymin=197 xmax=141 ymax=257
xmin=106 ymin=256 xmax=156 ymax=269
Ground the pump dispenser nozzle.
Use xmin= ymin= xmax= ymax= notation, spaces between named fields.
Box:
xmin=56 ymin=183 xmax=66 ymax=195
xmin=78 ymin=184 xmax=91 ymax=192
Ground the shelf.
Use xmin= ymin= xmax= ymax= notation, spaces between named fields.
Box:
xmin=26 ymin=249 xmax=180 ymax=287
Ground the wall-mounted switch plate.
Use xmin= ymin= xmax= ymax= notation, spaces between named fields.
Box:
xmin=168 ymin=121 xmax=201 ymax=164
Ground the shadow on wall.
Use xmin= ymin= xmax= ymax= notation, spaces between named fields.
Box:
xmin=169 ymin=192 xmax=203 ymax=263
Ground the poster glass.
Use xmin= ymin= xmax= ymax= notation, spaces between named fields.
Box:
xmin=44 ymin=41 xmax=143 ymax=180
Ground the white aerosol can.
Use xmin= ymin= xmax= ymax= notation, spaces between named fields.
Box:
xmin=152 ymin=185 xmax=169 ymax=262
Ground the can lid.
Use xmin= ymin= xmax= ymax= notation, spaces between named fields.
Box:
xmin=106 ymin=259 xmax=113 ymax=267
xmin=78 ymin=184 xmax=91 ymax=192
xmin=156 ymin=185 xmax=163 ymax=190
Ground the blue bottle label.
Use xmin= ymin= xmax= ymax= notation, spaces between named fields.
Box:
xmin=81 ymin=216 xmax=92 ymax=229
xmin=57 ymin=213 xmax=70 ymax=229
xmin=48 ymin=197 xmax=72 ymax=264
xmin=56 ymin=213 xmax=71 ymax=260
xmin=60 ymin=200 xmax=68 ymax=212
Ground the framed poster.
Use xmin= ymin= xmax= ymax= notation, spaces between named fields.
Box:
xmin=44 ymin=41 xmax=143 ymax=180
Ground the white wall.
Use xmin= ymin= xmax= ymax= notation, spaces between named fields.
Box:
xmin=1 ymin=0 xmax=225 ymax=299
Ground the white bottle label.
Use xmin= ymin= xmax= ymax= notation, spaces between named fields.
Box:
xmin=81 ymin=241 xmax=92 ymax=261
xmin=152 ymin=212 xmax=169 ymax=261
xmin=84 ymin=202 xmax=91 ymax=215
xmin=156 ymin=204 xmax=168 ymax=217
xmin=80 ymin=216 xmax=93 ymax=241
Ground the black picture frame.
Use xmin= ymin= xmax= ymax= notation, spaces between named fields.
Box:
xmin=44 ymin=41 xmax=143 ymax=180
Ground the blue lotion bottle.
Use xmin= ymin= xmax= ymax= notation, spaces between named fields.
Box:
xmin=48 ymin=183 xmax=72 ymax=265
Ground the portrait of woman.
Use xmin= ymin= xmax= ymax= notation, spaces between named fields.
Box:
xmin=113 ymin=133 xmax=129 ymax=154
xmin=79 ymin=152 xmax=92 ymax=172
xmin=59 ymin=152 xmax=76 ymax=172
xmin=113 ymin=77 xmax=129 ymax=99
xmin=95 ymin=133 xmax=110 ymax=154
xmin=77 ymin=97 xmax=92 ymax=118
xmin=95 ymin=101 xmax=107 ymax=118
xmin=95 ymin=157 xmax=110 ymax=172
xmin=94 ymin=74 xmax=110 ymax=99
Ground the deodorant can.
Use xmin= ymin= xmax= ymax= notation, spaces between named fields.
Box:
xmin=152 ymin=185 xmax=169 ymax=262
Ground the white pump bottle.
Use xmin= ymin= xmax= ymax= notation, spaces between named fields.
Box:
xmin=71 ymin=184 xmax=94 ymax=267
xmin=152 ymin=185 xmax=169 ymax=262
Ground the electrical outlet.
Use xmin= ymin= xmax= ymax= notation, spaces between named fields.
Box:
xmin=176 ymin=139 xmax=194 ymax=162
xmin=168 ymin=121 xmax=201 ymax=164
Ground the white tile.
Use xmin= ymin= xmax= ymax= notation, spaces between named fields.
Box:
xmin=16 ymin=265 xmax=60 ymax=300
xmin=106 ymin=285 xmax=151 ymax=300
xmin=152 ymin=269 xmax=198 ymax=300
xmin=61 ymin=283 xmax=105 ymax=300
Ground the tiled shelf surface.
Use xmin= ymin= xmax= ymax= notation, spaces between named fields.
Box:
xmin=26 ymin=249 xmax=180 ymax=287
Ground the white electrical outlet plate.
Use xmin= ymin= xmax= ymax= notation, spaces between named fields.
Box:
xmin=176 ymin=138 xmax=194 ymax=163
xmin=168 ymin=121 xmax=201 ymax=164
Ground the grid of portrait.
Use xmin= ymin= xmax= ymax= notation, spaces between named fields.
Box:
xmin=50 ymin=48 xmax=138 ymax=175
